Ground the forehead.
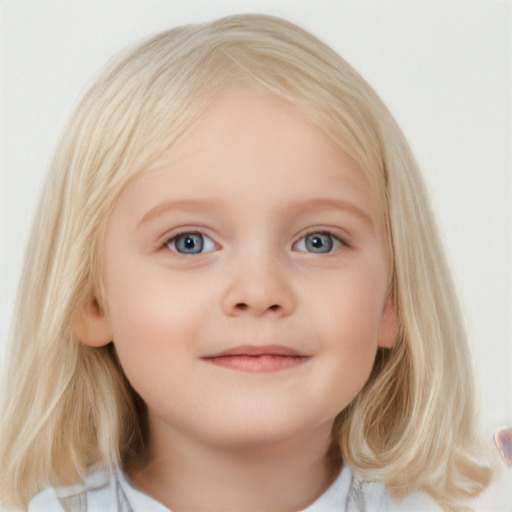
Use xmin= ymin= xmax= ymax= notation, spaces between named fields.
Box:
xmin=141 ymin=86 xmax=372 ymax=202
xmin=106 ymin=84 xmax=386 ymax=245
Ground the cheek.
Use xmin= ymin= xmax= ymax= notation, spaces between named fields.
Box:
xmin=312 ymin=271 xmax=387 ymax=349
xmin=316 ymin=321 xmax=378 ymax=416
xmin=102 ymin=264 xmax=205 ymax=391
xmin=304 ymin=269 xmax=387 ymax=402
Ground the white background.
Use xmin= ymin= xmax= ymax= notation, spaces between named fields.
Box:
xmin=0 ymin=1 xmax=510 ymax=508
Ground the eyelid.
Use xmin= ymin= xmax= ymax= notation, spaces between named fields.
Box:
xmin=157 ymin=226 xmax=351 ymax=254
xmin=292 ymin=229 xmax=351 ymax=253
xmin=161 ymin=228 xmax=220 ymax=254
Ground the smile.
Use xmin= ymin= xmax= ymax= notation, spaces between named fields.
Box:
xmin=202 ymin=345 xmax=310 ymax=373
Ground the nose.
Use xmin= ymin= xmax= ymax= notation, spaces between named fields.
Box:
xmin=220 ymin=252 xmax=296 ymax=318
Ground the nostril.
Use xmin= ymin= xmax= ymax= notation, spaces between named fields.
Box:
xmin=234 ymin=303 xmax=281 ymax=313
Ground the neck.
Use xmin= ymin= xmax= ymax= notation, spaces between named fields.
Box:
xmin=130 ymin=419 xmax=341 ymax=512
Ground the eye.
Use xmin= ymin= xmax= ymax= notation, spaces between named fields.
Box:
xmin=165 ymin=231 xmax=217 ymax=254
xmin=293 ymin=232 xmax=342 ymax=254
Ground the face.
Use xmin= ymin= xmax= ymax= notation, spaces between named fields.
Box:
xmin=89 ymin=85 xmax=395 ymax=450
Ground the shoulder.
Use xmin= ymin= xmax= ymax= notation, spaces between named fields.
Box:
xmin=28 ymin=486 xmax=63 ymax=511
xmin=28 ymin=470 xmax=113 ymax=512
xmin=28 ymin=468 xmax=169 ymax=512
xmin=303 ymin=465 xmax=442 ymax=512
xmin=28 ymin=466 xmax=442 ymax=512
xmin=347 ymin=478 xmax=443 ymax=512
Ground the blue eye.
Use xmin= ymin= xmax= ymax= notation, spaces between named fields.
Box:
xmin=166 ymin=232 xmax=216 ymax=254
xmin=293 ymin=232 xmax=341 ymax=253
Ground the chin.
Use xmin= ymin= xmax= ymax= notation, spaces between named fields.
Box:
xmin=191 ymin=408 xmax=334 ymax=451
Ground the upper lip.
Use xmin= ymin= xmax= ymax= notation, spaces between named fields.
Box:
xmin=204 ymin=344 xmax=306 ymax=358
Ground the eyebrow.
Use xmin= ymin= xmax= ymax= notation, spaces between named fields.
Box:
xmin=138 ymin=198 xmax=221 ymax=226
xmin=283 ymin=197 xmax=374 ymax=227
xmin=138 ymin=197 xmax=374 ymax=228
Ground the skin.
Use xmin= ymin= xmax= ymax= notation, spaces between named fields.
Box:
xmin=76 ymin=85 xmax=396 ymax=511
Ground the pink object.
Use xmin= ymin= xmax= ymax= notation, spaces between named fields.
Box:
xmin=494 ymin=427 xmax=512 ymax=466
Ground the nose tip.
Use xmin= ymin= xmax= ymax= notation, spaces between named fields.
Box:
xmin=221 ymin=261 xmax=296 ymax=318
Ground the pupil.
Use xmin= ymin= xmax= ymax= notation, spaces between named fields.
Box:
xmin=311 ymin=236 xmax=323 ymax=248
xmin=306 ymin=233 xmax=332 ymax=253
xmin=177 ymin=233 xmax=203 ymax=253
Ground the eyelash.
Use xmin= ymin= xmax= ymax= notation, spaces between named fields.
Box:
xmin=164 ymin=231 xmax=217 ymax=255
xmin=162 ymin=229 xmax=350 ymax=255
xmin=292 ymin=230 xmax=349 ymax=254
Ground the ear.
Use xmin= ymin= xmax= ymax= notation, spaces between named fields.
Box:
xmin=377 ymin=292 xmax=398 ymax=349
xmin=72 ymin=297 xmax=112 ymax=347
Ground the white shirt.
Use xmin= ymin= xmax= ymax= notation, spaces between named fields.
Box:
xmin=28 ymin=465 xmax=442 ymax=511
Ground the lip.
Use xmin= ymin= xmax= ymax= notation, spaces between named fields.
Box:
xmin=202 ymin=344 xmax=310 ymax=373
xmin=206 ymin=344 xmax=306 ymax=358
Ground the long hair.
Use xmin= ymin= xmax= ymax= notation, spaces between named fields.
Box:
xmin=0 ymin=14 xmax=491 ymax=510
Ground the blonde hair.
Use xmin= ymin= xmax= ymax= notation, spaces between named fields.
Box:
xmin=0 ymin=14 xmax=491 ymax=510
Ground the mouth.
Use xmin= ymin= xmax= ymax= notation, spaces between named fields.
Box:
xmin=202 ymin=344 xmax=310 ymax=373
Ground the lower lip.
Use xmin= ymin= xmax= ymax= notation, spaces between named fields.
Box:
xmin=204 ymin=354 xmax=309 ymax=372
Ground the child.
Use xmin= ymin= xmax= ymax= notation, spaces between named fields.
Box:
xmin=0 ymin=13 xmax=492 ymax=511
